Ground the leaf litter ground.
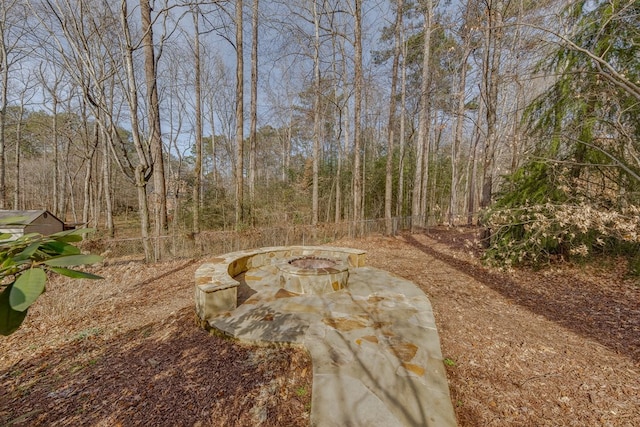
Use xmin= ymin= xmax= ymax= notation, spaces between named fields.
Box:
xmin=1 ymin=228 xmax=639 ymax=426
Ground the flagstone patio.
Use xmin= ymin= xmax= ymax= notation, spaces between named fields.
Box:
xmin=195 ymin=246 xmax=457 ymax=426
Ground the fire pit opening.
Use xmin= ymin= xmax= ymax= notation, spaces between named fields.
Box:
xmin=277 ymin=255 xmax=349 ymax=295
xmin=289 ymin=256 xmax=336 ymax=269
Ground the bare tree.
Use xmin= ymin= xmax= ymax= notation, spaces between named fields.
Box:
xmin=332 ymin=18 xmax=349 ymax=224
xmin=248 ymin=0 xmax=259 ymax=223
xmin=81 ymin=110 xmax=98 ymax=229
xmin=385 ymin=0 xmax=404 ymax=235
xmin=164 ymin=47 xmax=189 ymax=231
xmin=11 ymin=72 xmax=37 ymax=209
xmin=0 ymin=0 xmax=29 ymax=209
xmin=139 ymin=0 xmax=168 ymax=235
xmin=479 ymin=0 xmax=503 ymax=211
xmin=192 ymin=7 xmax=203 ymax=233
xmin=396 ymin=27 xmax=407 ymax=217
xmin=311 ymin=0 xmax=321 ymax=226
xmin=449 ymin=1 xmax=474 ymax=226
xmin=120 ymin=0 xmax=154 ymax=258
xmin=202 ymin=51 xmax=230 ymax=202
xmin=99 ymin=106 xmax=115 ymax=236
xmin=466 ymin=91 xmax=483 ymax=225
xmin=30 ymin=0 xmax=158 ymax=257
xmin=352 ymin=0 xmax=363 ymax=225
xmin=37 ymin=63 xmax=67 ymax=218
xmin=411 ymin=0 xmax=434 ymax=230
xmin=235 ymin=0 xmax=244 ymax=228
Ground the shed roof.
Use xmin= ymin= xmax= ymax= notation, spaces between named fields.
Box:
xmin=0 ymin=210 xmax=63 ymax=226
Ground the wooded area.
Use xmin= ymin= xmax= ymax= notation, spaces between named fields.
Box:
xmin=0 ymin=0 xmax=638 ymax=263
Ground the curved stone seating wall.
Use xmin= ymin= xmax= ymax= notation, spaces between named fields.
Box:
xmin=195 ymin=246 xmax=367 ymax=322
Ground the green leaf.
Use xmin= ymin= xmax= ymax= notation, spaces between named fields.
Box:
xmin=19 ymin=233 xmax=41 ymax=241
xmin=0 ymin=285 xmax=28 ymax=336
xmin=52 ymin=227 xmax=95 ymax=236
xmin=0 ymin=233 xmax=12 ymax=240
xmin=9 ymin=268 xmax=46 ymax=312
xmin=49 ymin=267 xmax=103 ymax=280
xmin=14 ymin=242 xmax=42 ymax=261
xmin=41 ymin=241 xmax=81 ymax=256
xmin=1 ymin=257 xmax=16 ymax=269
xmin=51 ymin=228 xmax=96 ymax=244
xmin=43 ymin=254 xmax=103 ymax=267
xmin=0 ymin=215 xmax=29 ymax=225
xmin=53 ymin=234 xmax=83 ymax=243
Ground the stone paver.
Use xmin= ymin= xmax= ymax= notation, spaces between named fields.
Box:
xmin=198 ymin=249 xmax=457 ymax=427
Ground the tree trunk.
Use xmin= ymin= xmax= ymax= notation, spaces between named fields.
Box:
xmin=0 ymin=33 xmax=6 ymax=209
xmin=420 ymin=106 xmax=434 ymax=225
xmin=0 ymin=3 xmax=28 ymax=210
xmin=135 ymin=167 xmax=152 ymax=262
xmin=60 ymin=126 xmax=71 ymax=219
xmin=67 ymin=169 xmax=77 ymax=223
xmin=511 ymin=79 xmax=524 ymax=176
xmin=87 ymin=155 xmax=96 ymax=227
xmin=209 ymin=94 xmax=217 ymax=189
xmin=333 ymin=38 xmax=343 ymax=224
xmin=480 ymin=0 xmax=502 ymax=210
xmin=192 ymin=9 xmax=202 ymax=234
xmin=427 ymin=111 xmax=445 ymax=220
xmin=396 ymin=30 xmax=407 ymax=217
xmin=94 ymin=147 xmax=103 ymax=229
xmin=121 ymin=0 xmax=153 ymax=261
xmin=248 ymin=0 xmax=259 ymax=223
xmin=352 ymin=0 xmax=363 ymax=226
xmin=336 ymin=36 xmax=351 ymax=222
xmin=412 ymin=0 xmax=432 ymax=230
xmin=341 ymin=102 xmax=350 ymax=220
xmin=52 ymin=96 xmax=59 ymax=216
xmin=450 ymin=48 xmax=470 ymax=226
xmin=311 ymin=0 xmax=321 ymax=227
xmin=235 ymin=0 xmax=244 ymax=228
xmin=102 ymin=127 xmax=114 ymax=237
xmin=509 ymin=0 xmax=525 ymax=178
xmin=283 ymin=110 xmax=292 ymax=183
xmin=140 ymin=0 xmax=167 ymax=235
xmin=83 ymin=122 xmax=98 ymax=226
xmin=12 ymin=101 xmax=24 ymax=209
xmin=467 ymin=99 xmax=484 ymax=225
xmin=385 ymin=0 xmax=403 ymax=235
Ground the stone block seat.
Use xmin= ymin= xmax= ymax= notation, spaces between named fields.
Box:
xmin=195 ymin=246 xmax=366 ymax=323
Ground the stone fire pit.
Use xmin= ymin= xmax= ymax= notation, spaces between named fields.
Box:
xmin=277 ymin=256 xmax=349 ymax=295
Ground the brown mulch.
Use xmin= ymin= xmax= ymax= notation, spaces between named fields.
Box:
xmin=0 ymin=261 xmax=312 ymax=426
xmin=334 ymin=229 xmax=640 ymax=427
xmin=2 ymin=229 xmax=640 ymax=426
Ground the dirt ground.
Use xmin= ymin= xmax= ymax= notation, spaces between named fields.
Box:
xmin=1 ymin=228 xmax=639 ymax=426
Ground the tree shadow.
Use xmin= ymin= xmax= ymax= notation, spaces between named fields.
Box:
xmin=235 ymin=272 xmax=258 ymax=305
xmin=305 ymin=273 xmax=459 ymax=427
xmin=0 ymin=307 xmax=311 ymax=426
xmin=210 ymin=267 xmax=459 ymax=426
xmin=212 ymin=303 xmax=310 ymax=344
xmin=403 ymin=234 xmax=640 ymax=363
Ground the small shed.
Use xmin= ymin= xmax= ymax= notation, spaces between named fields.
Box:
xmin=0 ymin=210 xmax=65 ymax=241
